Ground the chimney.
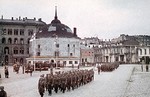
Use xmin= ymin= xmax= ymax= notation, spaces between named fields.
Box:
xmin=73 ymin=27 xmax=77 ymax=36
xmin=23 ymin=18 xmax=25 ymax=21
xmin=11 ymin=17 xmax=14 ymax=20
xmin=34 ymin=17 xmax=36 ymax=21
xmin=38 ymin=18 xmax=42 ymax=21
xmin=1 ymin=15 xmax=3 ymax=19
xmin=19 ymin=16 xmax=21 ymax=20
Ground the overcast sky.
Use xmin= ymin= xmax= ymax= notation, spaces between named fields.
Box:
xmin=0 ymin=0 xmax=150 ymax=39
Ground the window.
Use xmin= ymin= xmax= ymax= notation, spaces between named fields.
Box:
xmin=20 ymin=38 xmax=24 ymax=44
xmin=14 ymin=29 xmax=18 ymax=35
xmin=140 ymin=49 xmax=142 ymax=55
xmin=8 ymin=29 xmax=12 ymax=35
xmin=75 ymin=61 xmax=78 ymax=64
xmin=68 ymin=44 xmax=70 ymax=47
xmin=37 ymin=52 xmax=40 ymax=56
xmin=28 ymin=29 xmax=33 ymax=36
xmin=20 ymin=47 xmax=24 ymax=54
xmin=14 ymin=38 xmax=18 ymax=44
xmin=27 ymin=38 xmax=30 ymax=44
xmin=8 ymin=38 xmax=12 ymax=44
xmin=38 ymin=45 xmax=40 ymax=49
xmin=2 ymin=29 xmax=6 ymax=35
xmin=2 ymin=38 xmax=6 ymax=44
xmin=37 ymin=45 xmax=40 ymax=52
xmin=54 ymin=51 xmax=59 ymax=57
xmin=69 ymin=61 xmax=72 ymax=64
xmin=63 ymin=61 xmax=66 ymax=65
xmin=82 ymin=58 xmax=84 ymax=63
xmin=4 ymin=47 xmax=9 ymax=54
xmin=145 ymin=49 xmax=147 ymax=55
xmin=14 ymin=47 xmax=18 ymax=54
xmin=27 ymin=48 xmax=29 ymax=54
xmin=56 ymin=44 xmax=59 ymax=48
xmin=20 ymin=29 xmax=24 ymax=35
xmin=70 ymin=53 xmax=73 ymax=56
xmin=85 ymin=58 xmax=87 ymax=62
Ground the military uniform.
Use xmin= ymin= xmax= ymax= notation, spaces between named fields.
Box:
xmin=38 ymin=75 xmax=45 ymax=97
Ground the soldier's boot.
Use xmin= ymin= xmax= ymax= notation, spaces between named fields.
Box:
xmin=68 ymin=86 xmax=70 ymax=91
xmin=40 ymin=93 xmax=44 ymax=97
xmin=72 ymin=86 xmax=74 ymax=90
xmin=62 ymin=88 xmax=65 ymax=93
xmin=48 ymin=89 xmax=52 ymax=96
xmin=55 ymin=87 xmax=58 ymax=93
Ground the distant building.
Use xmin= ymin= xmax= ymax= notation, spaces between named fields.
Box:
xmin=80 ymin=48 xmax=94 ymax=66
xmin=26 ymin=7 xmax=81 ymax=67
xmin=0 ymin=16 xmax=45 ymax=65
xmin=134 ymin=35 xmax=150 ymax=46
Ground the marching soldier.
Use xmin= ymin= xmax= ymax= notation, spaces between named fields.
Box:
xmin=61 ymin=75 xmax=67 ymax=93
xmin=38 ymin=69 xmax=95 ymax=96
xmin=53 ymin=75 xmax=59 ymax=93
xmin=38 ymin=74 xmax=45 ymax=97
xmin=47 ymin=74 xmax=54 ymax=95
xmin=66 ymin=74 xmax=71 ymax=91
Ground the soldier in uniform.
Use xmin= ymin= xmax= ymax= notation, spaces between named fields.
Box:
xmin=97 ymin=65 xmax=101 ymax=74
xmin=61 ymin=75 xmax=67 ymax=93
xmin=4 ymin=66 xmax=9 ymax=78
xmin=53 ymin=75 xmax=59 ymax=93
xmin=0 ymin=86 xmax=7 ymax=97
xmin=66 ymin=74 xmax=71 ymax=91
xmin=47 ymin=74 xmax=54 ymax=95
xmin=38 ymin=74 xmax=45 ymax=97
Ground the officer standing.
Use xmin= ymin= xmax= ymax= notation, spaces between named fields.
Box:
xmin=0 ymin=86 xmax=7 ymax=97
xmin=4 ymin=66 xmax=9 ymax=78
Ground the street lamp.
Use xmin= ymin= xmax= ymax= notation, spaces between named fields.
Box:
xmin=53 ymin=34 xmax=58 ymax=68
xmin=30 ymin=32 xmax=36 ymax=71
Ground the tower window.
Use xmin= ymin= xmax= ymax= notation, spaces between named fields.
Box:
xmin=70 ymin=53 xmax=73 ymax=56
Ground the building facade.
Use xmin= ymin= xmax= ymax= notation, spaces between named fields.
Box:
xmin=80 ymin=48 xmax=94 ymax=65
xmin=84 ymin=34 xmax=150 ymax=64
xmin=0 ymin=16 xmax=45 ymax=65
xmin=26 ymin=8 xmax=81 ymax=67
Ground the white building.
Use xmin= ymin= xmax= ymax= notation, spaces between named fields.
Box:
xmin=138 ymin=46 xmax=150 ymax=61
xmin=26 ymin=7 xmax=81 ymax=67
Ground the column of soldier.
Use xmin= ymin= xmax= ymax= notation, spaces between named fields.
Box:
xmin=38 ymin=69 xmax=94 ymax=96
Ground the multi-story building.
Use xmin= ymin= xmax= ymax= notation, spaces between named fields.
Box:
xmin=134 ymin=35 xmax=150 ymax=46
xmin=0 ymin=16 xmax=45 ymax=65
xmin=83 ymin=34 xmax=144 ymax=64
xmin=80 ymin=48 xmax=94 ymax=65
xmin=26 ymin=7 xmax=81 ymax=67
